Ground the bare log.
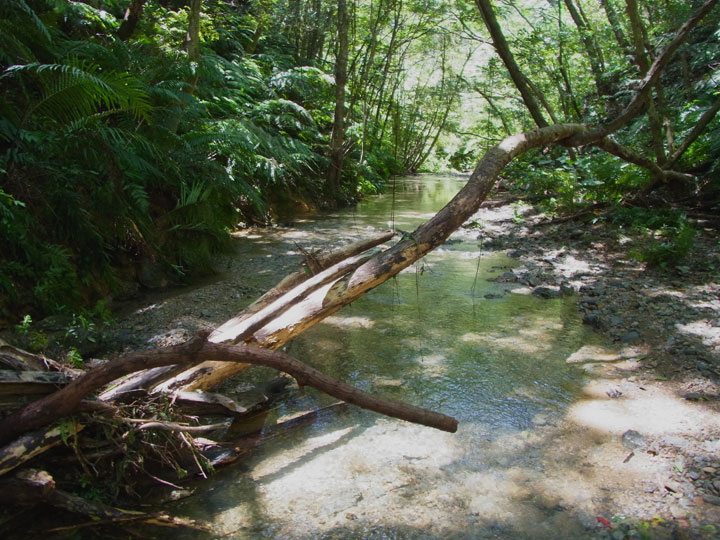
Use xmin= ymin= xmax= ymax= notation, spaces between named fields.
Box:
xmin=0 ymin=422 xmax=84 ymax=476
xmin=173 ymin=390 xmax=261 ymax=417
xmin=46 ymin=488 xmax=209 ymax=531
xmin=0 ymin=339 xmax=52 ymax=371
xmin=98 ymin=231 xmax=394 ymax=401
xmin=0 ymin=370 xmax=74 ymax=396
xmin=155 ymin=250 xmax=382 ymax=392
xmin=0 ymin=468 xmax=55 ymax=504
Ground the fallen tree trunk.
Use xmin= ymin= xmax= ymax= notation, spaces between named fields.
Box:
xmin=99 ymin=231 xmax=394 ymax=400
xmin=154 ymin=250 xmax=384 ymax=393
xmin=0 ymin=334 xmax=457 ymax=446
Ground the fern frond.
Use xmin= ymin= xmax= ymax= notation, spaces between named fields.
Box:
xmin=4 ymin=62 xmax=150 ymax=126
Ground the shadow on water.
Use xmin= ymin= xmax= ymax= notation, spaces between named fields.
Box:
xmin=156 ymin=175 xmax=720 ymax=539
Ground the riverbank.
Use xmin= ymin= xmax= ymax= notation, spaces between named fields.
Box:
xmin=95 ymin=187 xmax=720 ymax=538
xmin=470 ymin=198 xmax=720 ymax=537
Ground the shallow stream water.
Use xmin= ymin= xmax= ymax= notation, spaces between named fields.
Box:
xmin=168 ymin=175 xmax=611 ymax=539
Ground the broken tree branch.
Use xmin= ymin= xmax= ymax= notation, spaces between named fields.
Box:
xmin=0 ymin=334 xmax=457 ymax=447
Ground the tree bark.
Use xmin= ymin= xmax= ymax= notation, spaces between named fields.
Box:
xmin=117 ymin=0 xmax=147 ymax=41
xmin=565 ymin=0 xmax=717 ymax=147
xmin=666 ymin=96 xmax=720 ymax=168
xmin=475 ymin=0 xmax=549 ymax=128
xmin=0 ymin=422 xmax=84 ymax=476
xmin=327 ymin=0 xmax=349 ymax=192
xmin=562 ymin=0 xmax=608 ymax=96
xmin=99 ymin=232 xmax=393 ymax=398
xmin=600 ymin=0 xmax=631 ymax=50
xmin=625 ymin=0 xmax=666 ymax=164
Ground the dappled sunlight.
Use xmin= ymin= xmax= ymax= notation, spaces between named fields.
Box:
xmin=251 ymin=426 xmax=358 ymax=481
xmin=321 ymin=315 xmax=376 ymax=329
xmin=411 ymin=352 xmax=449 ymax=376
xmin=460 ymin=316 xmax=561 ymax=354
xmin=570 ymin=381 xmax=720 ymax=437
xmin=676 ymin=319 xmax=720 ymax=349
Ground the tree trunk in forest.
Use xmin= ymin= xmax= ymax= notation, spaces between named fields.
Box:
xmin=184 ymin=0 xmax=202 ymax=96
xmin=624 ymin=0 xmax=666 ymax=164
xmin=562 ymin=0 xmax=609 ymax=96
xmin=117 ymin=0 xmax=147 ymax=41
xmin=600 ymin=0 xmax=631 ymax=51
xmin=475 ymin=0 xmax=549 ymax=129
xmin=327 ymin=0 xmax=349 ymax=192
xmin=666 ymin=96 xmax=720 ymax=168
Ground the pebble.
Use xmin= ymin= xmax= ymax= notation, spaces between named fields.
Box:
xmin=622 ymin=429 xmax=647 ymax=449
xmin=702 ymin=494 xmax=720 ymax=506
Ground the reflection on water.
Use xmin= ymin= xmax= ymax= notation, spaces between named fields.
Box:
xmin=169 ymin=175 xmax=608 ymax=539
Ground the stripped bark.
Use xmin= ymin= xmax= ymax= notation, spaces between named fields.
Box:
xmin=98 ymin=232 xmax=393 ymax=400
xmin=0 ymin=422 xmax=84 ymax=476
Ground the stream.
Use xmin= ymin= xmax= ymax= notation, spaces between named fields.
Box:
xmin=165 ymin=174 xmax=612 ymax=539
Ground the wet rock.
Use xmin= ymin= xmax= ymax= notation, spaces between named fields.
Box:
xmin=620 ymin=330 xmax=640 ymax=343
xmin=622 ymin=429 xmax=647 ymax=449
xmin=559 ymin=283 xmax=575 ymax=296
xmin=532 ymin=287 xmax=559 ymax=299
xmin=583 ymin=313 xmax=601 ymax=328
xmin=702 ymin=494 xmax=720 ymax=506
xmin=496 ymin=271 xmax=518 ymax=282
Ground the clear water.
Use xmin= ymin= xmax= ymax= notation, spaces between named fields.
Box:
xmin=168 ymin=175 xmax=608 ymax=539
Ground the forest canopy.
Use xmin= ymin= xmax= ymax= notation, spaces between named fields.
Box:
xmin=0 ymin=0 xmax=718 ymax=325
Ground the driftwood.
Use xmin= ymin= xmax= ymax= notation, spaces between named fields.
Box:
xmin=0 ymin=370 xmax=74 ymax=395
xmin=0 ymin=422 xmax=84 ymax=476
xmin=0 ymin=468 xmax=209 ymax=534
xmin=0 ymin=340 xmax=54 ymax=371
xmin=0 ymin=468 xmax=55 ymax=504
xmin=173 ymin=389 xmax=264 ymax=418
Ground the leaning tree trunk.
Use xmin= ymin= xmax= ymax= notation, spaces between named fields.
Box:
xmin=475 ymin=0 xmax=549 ymax=129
